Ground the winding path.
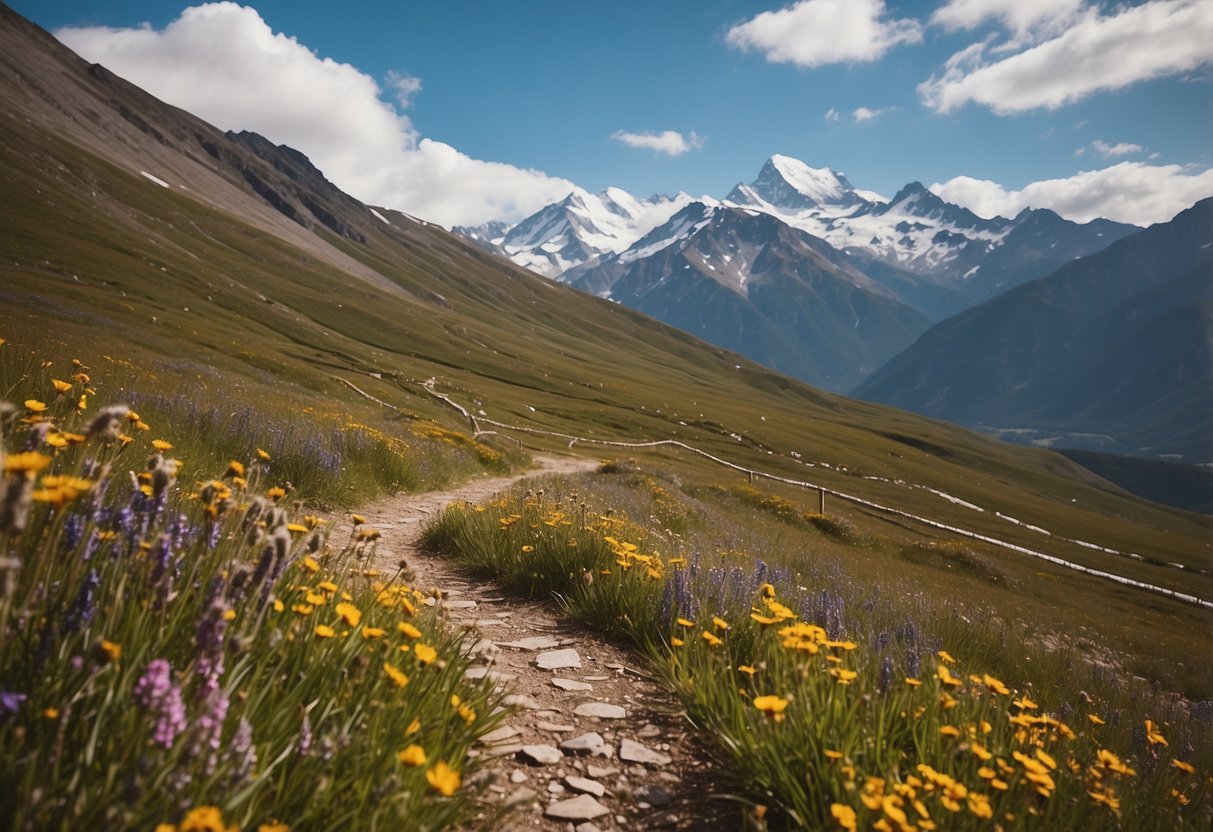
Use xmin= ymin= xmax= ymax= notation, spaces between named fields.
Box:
xmin=332 ymin=455 xmax=725 ymax=831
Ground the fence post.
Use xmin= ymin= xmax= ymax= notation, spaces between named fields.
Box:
xmin=747 ymin=470 xmax=754 ymax=484
xmin=819 ymin=488 xmax=826 ymax=514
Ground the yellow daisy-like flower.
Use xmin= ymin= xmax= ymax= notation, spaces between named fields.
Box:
xmin=24 ymin=399 xmax=48 ymax=413
xmin=753 ymin=695 xmax=788 ymax=720
xmin=50 ymin=378 xmax=73 ymax=394
xmin=712 ymin=616 xmax=729 ymax=631
xmin=1145 ymin=719 xmax=1168 ymax=746
xmin=258 ymin=823 xmax=289 ymax=832
xmin=414 ymin=643 xmax=437 ymax=665
xmin=179 ymin=805 xmax=225 ymax=832
xmin=398 ymin=744 xmax=427 ymax=766
xmin=351 ymin=514 xmax=367 ymax=526
xmin=738 ymin=665 xmax=757 ymax=676
xmin=256 ymin=448 xmax=272 ymax=461
xmin=521 ymin=545 xmax=535 ymax=553
xmin=1171 ymin=759 xmax=1196 ymax=774
xmin=701 ymin=630 xmax=723 ymax=647
xmin=1088 ymin=713 xmax=1105 ymax=725
xmin=96 ymin=639 xmax=122 ymax=663
xmin=291 ymin=604 xmax=314 ymax=616
xmin=830 ymin=802 xmax=857 ymax=831
xmin=314 ymin=625 xmax=336 ymax=639
xmin=3 ymin=451 xmax=52 ymax=475
xmin=427 ymin=761 xmax=461 ymax=796
xmin=405 ymin=718 xmax=421 ymax=736
xmin=676 ymin=617 xmax=695 ymax=628
xmin=300 ymin=556 xmax=321 ymax=573
xmin=152 ymin=439 xmax=173 ymax=451
xmin=670 ymin=637 xmax=685 ymax=647
xmin=384 ymin=662 xmax=410 ymax=688
xmin=224 ymin=460 xmax=245 ymax=479
xmin=936 ymin=650 xmax=957 ymax=664
xmin=398 ymin=621 xmax=422 ymax=639
xmin=335 ymin=602 xmax=362 ymax=627
xmin=362 ymin=626 xmax=386 ymax=639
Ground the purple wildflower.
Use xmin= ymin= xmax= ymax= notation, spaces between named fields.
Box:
xmin=133 ymin=659 xmax=188 ymax=748
xmin=0 ymin=690 xmax=27 ymax=715
xmin=64 ymin=569 xmax=100 ymax=633
xmin=297 ymin=713 xmax=313 ymax=757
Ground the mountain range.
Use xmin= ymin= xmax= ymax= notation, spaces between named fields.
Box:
xmin=854 ymin=197 xmax=1213 ymax=463
xmin=459 ymin=154 xmax=1139 ymax=393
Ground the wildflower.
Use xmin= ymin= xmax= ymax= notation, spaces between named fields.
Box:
xmin=676 ymin=617 xmax=695 ymax=628
xmin=223 ymin=460 xmax=245 ymax=479
xmin=24 ymin=399 xmax=47 ymax=413
xmin=292 ymin=604 xmax=314 ymax=616
xmin=256 ymin=448 xmax=272 ymax=461
xmin=152 ymin=439 xmax=173 ymax=451
xmin=96 ymin=639 xmax=121 ymax=664
xmin=824 ymin=749 xmax=844 ymax=760
xmin=397 ymin=621 xmax=422 ymax=639
xmin=1012 ymin=695 xmax=1038 ymax=710
xmin=314 ymin=625 xmax=336 ymax=639
xmin=830 ymin=803 xmax=857 ymax=831
xmin=178 ymin=806 xmax=228 ymax=832
xmin=521 ymin=544 xmax=535 ymax=553
xmin=258 ymin=824 xmax=288 ymax=832
xmin=427 ymin=761 xmax=461 ymax=796
xmin=0 ymin=691 xmax=28 ymax=715
xmin=940 ymin=725 xmax=962 ymax=738
xmin=335 ymin=601 xmax=362 ymax=627
xmin=753 ymin=695 xmax=788 ymax=721
xmin=671 ymin=637 xmax=685 ymax=647
xmin=936 ymin=665 xmax=962 ymax=687
xmin=362 ymin=626 xmax=386 ymax=639
xmin=831 ymin=668 xmax=858 ymax=685
xmin=1171 ymin=759 xmax=1196 ymax=774
xmin=3 ymin=451 xmax=51 ymax=475
xmin=738 ymin=665 xmax=757 ymax=676
xmin=982 ymin=674 xmax=1010 ymax=695
xmin=713 ymin=616 xmax=729 ymax=631
xmin=301 ymin=556 xmax=321 ymax=573
xmin=351 ymin=513 xmax=366 ymax=526
xmin=414 ymin=643 xmax=437 ymax=665
xmin=405 ymin=718 xmax=421 ymax=736
xmin=904 ymin=678 xmax=922 ymax=687
xmin=1145 ymin=719 xmax=1168 ymax=746
xmin=937 ymin=650 xmax=957 ymax=664
xmin=701 ymin=630 xmax=722 ymax=647
xmin=50 ymin=378 xmax=73 ymax=394
xmin=266 ymin=486 xmax=286 ymax=501
xmin=384 ymin=662 xmax=410 ymax=688
xmin=398 ymin=744 xmax=427 ymax=766
xmin=1088 ymin=713 xmax=1105 ymax=726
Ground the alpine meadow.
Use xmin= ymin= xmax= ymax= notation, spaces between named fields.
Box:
xmin=1 ymin=2 xmax=1211 ymax=831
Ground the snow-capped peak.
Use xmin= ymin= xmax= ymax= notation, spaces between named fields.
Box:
xmin=766 ymin=154 xmax=858 ymax=207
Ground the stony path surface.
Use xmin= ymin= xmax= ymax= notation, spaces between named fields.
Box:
xmin=333 ymin=455 xmax=726 ymax=831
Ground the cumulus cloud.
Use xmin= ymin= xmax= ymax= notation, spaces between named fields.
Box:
xmin=930 ymin=162 xmax=1213 ymax=225
xmin=930 ymin=0 xmax=1085 ymax=45
xmin=610 ymin=129 xmax=705 ymax=156
xmin=1077 ymin=140 xmax=1146 ymax=159
xmin=55 ymin=2 xmax=572 ymax=226
xmin=919 ymin=0 xmax=1213 ymax=114
xmin=726 ymin=0 xmax=922 ymax=68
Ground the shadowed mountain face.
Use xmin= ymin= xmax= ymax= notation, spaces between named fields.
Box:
xmin=853 ymin=198 xmax=1213 ymax=463
xmin=569 ymin=206 xmax=933 ymax=392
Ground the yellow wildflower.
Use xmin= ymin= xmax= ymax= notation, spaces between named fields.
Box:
xmin=1171 ymin=759 xmax=1196 ymax=774
xmin=753 ymin=695 xmax=788 ymax=721
xmin=179 ymin=806 xmax=225 ymax=832
xmin=398 ymin=744 xmax=427 ymax=766
xmin=426 ymin=761 xmax=461 ymax=796
xmin=1145 ymin=719 xmax=1168 ymax=746
xmin=398 ymin=621 xmax=422 ymax=639
xmin=701 ymin=630 xmax=723 ymax=647
xmin=414 ymin=643 xmax=437 ymax=665
xmin=384 ymin=662 xmax=409 ymax=688
xmin=335 ymin=602 xmax=362 ymax=627
xmin=314 ymin=625 xmax=336 ymax=639
xmin=738 ymin=665 xmax=757 ymax=676
xmin=830 ymin=803 xmax=857 ymax=831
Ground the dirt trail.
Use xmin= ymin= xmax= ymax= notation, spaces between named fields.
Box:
xmin=334 ymin=455 xmax=725 ymax=831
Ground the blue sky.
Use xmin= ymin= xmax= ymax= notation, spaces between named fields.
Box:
xmin=12 ymin=1 xmax=1213 ymax=226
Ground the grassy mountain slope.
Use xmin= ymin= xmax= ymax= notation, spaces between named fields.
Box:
xmin=1 ymin=1 xmax=1210 ymax=693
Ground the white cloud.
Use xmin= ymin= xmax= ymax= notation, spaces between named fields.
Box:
xmin=726 ymin=0 xmax=922 ymax=68
xmin=930 ymin=0 xmax=1085 ymax=45
xmin=384 ymin=70 xmax=422 ymax=109
xmin=55 ymin=3 xmax=572 ymax=226
xmin=930 ymin=162 xmax=1213 ymax=225
xmin=1077 ymin=140 xmax=1146 ymax=159
xmin=919 ymin=0 xmax=1213 ymax=114
xmin=852 ymin=105 xmax=895 ymax=122
xmin=824 ymin=107 xmax=842 ymax=124
xmin=610 ymin=129 xmax=705 ymax=156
